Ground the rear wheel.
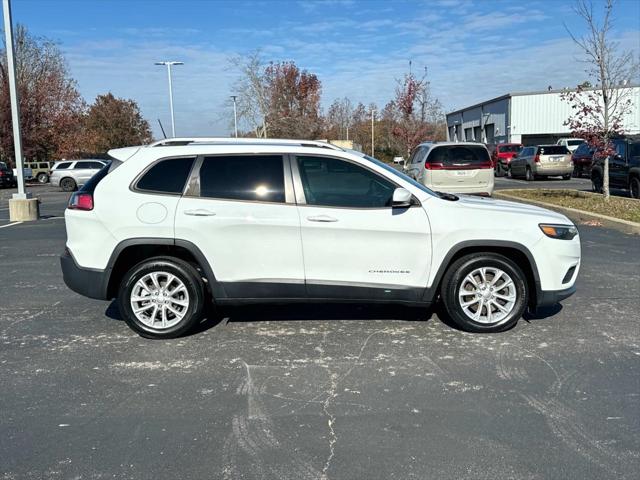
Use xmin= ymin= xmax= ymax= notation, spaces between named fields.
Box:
xmin=60 ymin=177 xmax=77 ymax=192
xmin=441 ymin=253 xmax=528 ymax=333
xmin=117 ymin=256 xmax=206 ymax=339
xmin=630 ymin=176 xmax=640 ymax=199
xmin=525 ymin=167 xmax=533 ymax=181
xmin=36 ymin=172 xmax=49 ymax=183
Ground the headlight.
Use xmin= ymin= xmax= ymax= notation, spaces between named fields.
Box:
xmin=539 ymin=224 xmax=578 ymax=240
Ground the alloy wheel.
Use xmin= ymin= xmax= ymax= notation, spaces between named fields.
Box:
xmin=458 ymin=267 xmax=517 ymax=326
xmin=130 ymin=271 xmax=190 ymax=330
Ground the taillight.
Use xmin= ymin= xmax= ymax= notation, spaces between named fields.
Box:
xmin=534 ymin=154 xmax=540 ymax=163
xmin=0 ymin=171 xmax=4 ymax=177
xmin=68 ymin=192 xmax=94 ymax=210
xmin=425 ymin=162 xmax=444 ymax=170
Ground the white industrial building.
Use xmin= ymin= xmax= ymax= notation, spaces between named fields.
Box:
xmin=446 ymin=85 xmax=640 ymax=145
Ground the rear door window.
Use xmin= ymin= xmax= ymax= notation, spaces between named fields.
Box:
xmin=199 ymin=155 xmax=285 ymax=203
xmin=135 ymin=157 xmax=195 ymax=194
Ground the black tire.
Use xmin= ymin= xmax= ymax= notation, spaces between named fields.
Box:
xmin=117 ymin=256 xmax=206 ymax=339
xmin=562 ymin=174 xmax=571 ymax=180
xmin=36 ymin=172 xmax=49 ymax=183
xmin=525 ymin=167 xmax=533 ymax=181
xmin=630 ymin=176 xmax=640 ymax=199
xmin=573 ymin=165 xmax=582 ymax=178
xmin=591 ymin=172 xmax=603 ymax=193
xmin=507 ymin=166 xmax=513 ymax=178
xmin=60 ymin=177 xmax=77 ymax=192
xmin=494 ymin=163 xmax=503 ymax=177
xmin=440 ymin=253 xmax=528 ymax=333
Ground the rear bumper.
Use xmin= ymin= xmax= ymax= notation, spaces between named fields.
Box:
xmin=60 ymin=250 xmax=109 ymax=300
xmin=536 ymin=285 xmax=576 ymax=308
xmin=534 ymin=165 xmax=573 ymax=176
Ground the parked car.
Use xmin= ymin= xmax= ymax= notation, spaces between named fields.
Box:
xmin=591 ymin=138 xmax=640 ymax=198
xmin=571 ymin=142 xmax=595 ymax=178
xmin=60 ymin=138 xmax=580 ymax=338
xmin=24 ymin=161 xmax=54 ymax=183
xmin=557 ymin=138 xmax=585 ymax=152
xmin=404 ymin=142 xmax=494 ymax=195
xmin=491 ymin=143 xmax=523 ymax=176
xmin=509 ymin=145 xmax=572 ymax=181
xmin=50 ymin=159 xmax=107 ymax=192
xmin=0 ymin=161 xmax=17 ymax=188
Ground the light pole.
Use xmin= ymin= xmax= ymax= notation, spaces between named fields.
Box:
xmin=371 ymin=109 xmax=376 ymax=157
xmin=155 ymin=61 xmax=183 ymax=137
xmin=3 ymin=0 xmax=26 ymax=200
xmin=230 ymin=95 xmax=238 ymax=138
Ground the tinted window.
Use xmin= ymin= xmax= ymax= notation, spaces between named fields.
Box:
xmin=80 ymin=163 xmax=111 ymax=194
xmin=39 ymin=163 xmax=49 ymax=169
xmin=55 ymin=162 xmax=72 ymax=170
xmin=426 ymin=145 xmax=490 ymax=167
xmin=539 ymin=146 xmax=569 ymax=155
xmin=297 ymin=156 xmax=396 ymax=208
xmin=568 ymin=140 xmax=584 ymax=146
xmin=199 ymin=155 xmax=285 ymax=203
xmin=75 ymin=161 xmax=102 ymax=169
xmin=629 ymin=142 xmax=640 ymax=158
xmin=136 ymin=157 xmax=195 ymax=194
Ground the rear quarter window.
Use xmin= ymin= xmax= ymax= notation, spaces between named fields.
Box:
xmin=135 ymin=157 xmax=195 ymax=194
xmin=55 ymin=162 xmax=72 ymax=170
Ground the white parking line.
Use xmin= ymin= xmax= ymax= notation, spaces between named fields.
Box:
xmin=0 ymin=221 xmax=23 ymax=229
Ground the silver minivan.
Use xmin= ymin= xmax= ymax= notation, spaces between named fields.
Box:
xmin=509 ymin=145 xmax=572 ymax=181
xmin=50 ymin=159 xmax=107 ymax=192
xmin=404 ymin=142 xmax=494 ymax=195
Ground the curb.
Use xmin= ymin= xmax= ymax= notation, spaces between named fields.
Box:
xmin=493 ymin=190 xmax=640 ymax=235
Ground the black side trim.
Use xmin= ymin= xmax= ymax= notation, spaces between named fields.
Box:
xmin=307 ymin=282 xmax=422 ymax=301
xmin=421 ymin=240 xmax=541 ymax=303
xmin=221 ymin=281 xmax=305 ymax=299
xmin=60 ymin=251 xmax=109 ymax=300
xmin=536 ymin=285 xmax=576 ymax=308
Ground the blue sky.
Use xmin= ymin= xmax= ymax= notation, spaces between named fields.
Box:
xmin=10 ymin=0 xmax=640 ymax=138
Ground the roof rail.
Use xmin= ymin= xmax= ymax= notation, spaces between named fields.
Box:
xmin=148 ymin=137 xmax=343 ymax=150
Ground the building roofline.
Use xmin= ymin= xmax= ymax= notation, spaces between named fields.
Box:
xmin=446 ymin=84 xmax=640 ymax=117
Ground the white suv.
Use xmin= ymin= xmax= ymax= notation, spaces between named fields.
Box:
xmin=60 ymin=138 xmax=581 ymax=339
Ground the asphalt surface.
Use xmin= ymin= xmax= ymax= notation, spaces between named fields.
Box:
xmin=1 ymin=183 xmax=639 ymax=479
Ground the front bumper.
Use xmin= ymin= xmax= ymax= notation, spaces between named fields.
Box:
xmin=535 ymin=284 xmax=576 ymax=308
xmin=60 ymin=250 xmax=109 ymax=300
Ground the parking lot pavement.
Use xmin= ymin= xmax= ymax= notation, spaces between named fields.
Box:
xmin=1 ymin=196 xmax=639 ymax=480
xmin=494 ymin=175 xmax=633 ymax=198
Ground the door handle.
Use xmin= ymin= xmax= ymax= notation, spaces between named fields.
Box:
xmin=184 ymin=209 xmax=216 ymax=217
xmin=307 ymin=215 xmax=338 ymax=222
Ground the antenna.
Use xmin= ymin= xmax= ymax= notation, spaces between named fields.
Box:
xmin=157 ymin=118 xmax=167 ymax=139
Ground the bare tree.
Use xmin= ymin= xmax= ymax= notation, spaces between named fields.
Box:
xmin=228 ymin=51 xmax=271 ymax=137
xmin=563 ymin=0 xmax=639 ymax=200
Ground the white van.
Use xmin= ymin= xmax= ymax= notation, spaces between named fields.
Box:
xmin=404 ymin=142 xmax=494 ymax=195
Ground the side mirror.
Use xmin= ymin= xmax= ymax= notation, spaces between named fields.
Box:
xmin=392 ymin=187 xmax=412 ymax=208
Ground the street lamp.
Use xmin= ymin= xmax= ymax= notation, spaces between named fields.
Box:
xmin=155 ymin=61 xmax=183 ymax=137
xmin=230 ymin=95 xmax=238 ymax=138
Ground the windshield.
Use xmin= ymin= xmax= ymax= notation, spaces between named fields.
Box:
xmin=345 ymin=150 xmax=438 ymax=198
xmin=568 ymin=140 xmax=584 ymax=146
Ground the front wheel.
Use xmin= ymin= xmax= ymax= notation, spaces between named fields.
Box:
xmin=440 ymin=253 xmax=528 ymax=333
xmin=117 ymin=257 xmax=206 ymax=339
xmin=630 ymin=176 xmax=640 ymax=199
xmin=592 ymin=172 xmax=603 ymax=194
